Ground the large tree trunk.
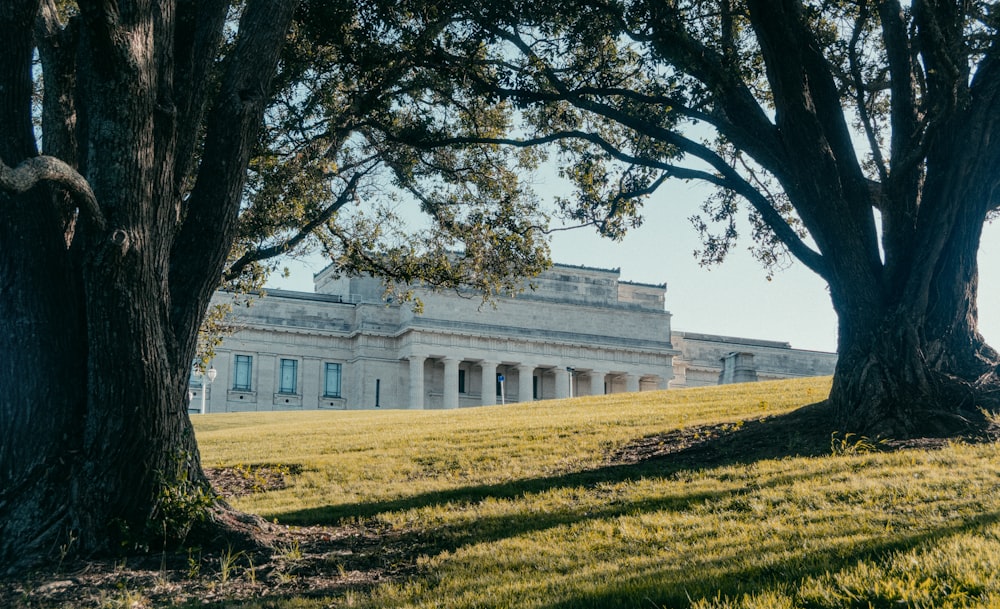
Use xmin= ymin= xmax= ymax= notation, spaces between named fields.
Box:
xmin=0 ymin=189 xmax=91 ymax=571
xmin=828 ymin=198 xmax=1000 ymax=438
xmin=0 ymin=0 xmax=296 ymax=574
xmin=0 ymin=181 xmax=210 ymax=570
xmin=0 ymin=181 xmax=213 ymax=569
xmin=733 ymin=0 xmax=1000 ymax=440
xmin=829 ymin=311 xmax=996 ymax=439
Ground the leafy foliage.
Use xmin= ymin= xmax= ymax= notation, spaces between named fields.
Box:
xmin=224 ymin=0 xmax=553 ymax=305
xmin=355 ymin=0 xmax=1000 ymax=290
xmin=330 ymin=0 xmax=1000 ymax=434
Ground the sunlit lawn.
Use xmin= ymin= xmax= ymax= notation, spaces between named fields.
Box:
xmin=192 ymin=377 xmax=1000 ymax=608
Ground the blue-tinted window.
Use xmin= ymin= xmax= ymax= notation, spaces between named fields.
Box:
xmin=279 ymin=358 xmax=298 ymax=394
xmin=324 ymin=363 xmax=342 ymax=398
xmin=234 ymin=355 xmax=252 ymax=391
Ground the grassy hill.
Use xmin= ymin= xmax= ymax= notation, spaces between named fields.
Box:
xmin=184 ymin=376 xmax=1000 ymax=609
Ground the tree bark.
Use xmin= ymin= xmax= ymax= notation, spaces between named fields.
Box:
xmin=733 ymin=0 xmax=1000 ymax=439
xmin=0 ymin=188 xmax=89 ymax=570
xmin=0 ymin=0 xmax=297 ymax=573
xmin=830 ymin=314 xmax=992 ymax=439
xmin=830 ymin=140 xmax=1000 ymax=438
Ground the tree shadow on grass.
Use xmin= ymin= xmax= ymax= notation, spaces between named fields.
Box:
xmin=264 ymin=401 xmax=854 ymax=578
xmin=277 ymin=400 xmax=840 ymax=527
xmin=10 ymin=401 xmax=995 ymax=608
xmin=267 ymin=400 xmax=1000 ymax=607
xmin=534 ymin=508 xmax=1000 ymax=609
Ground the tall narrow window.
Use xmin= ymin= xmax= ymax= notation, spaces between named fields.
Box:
xmin=279 ymin=358 xmax=298 ymax=394
xmin=324 ymin=363 xmax=342 ymax=398
xmin=458 ymin=369 xmax=466 ymax=394
xmin=233 ymin=355 xmax=252 ymax=391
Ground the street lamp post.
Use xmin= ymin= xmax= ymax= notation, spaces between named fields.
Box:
xmin=200 ymin=366 xmax=217 ymax=415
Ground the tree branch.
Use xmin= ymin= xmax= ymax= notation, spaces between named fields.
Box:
xmin=878 ymin=0 xmax=922 ymax=177
xmin=389 ymin=121 xmax=828 ymax=279
xmin=168 ymin=0 xmax=298 ymax=361
xmin=848 ymin=1 xmax=889 ymax=183
xmin=967 ymin=50 xmax=1000 ymax=214
xmin=35 ymin=0 xmax=80 ymax=167
xmin=748 ymin=0 xmax=868 ymax=187
xmin=0 ymin=156 xmax=105 ymax=231
xmin=629 ymin=4 xmax=788 ymax=178
xmin=224 ymin=171 xmax=364 ymax=281
xmin=172 ymin=0 xmax=231 ymax=191
xmin=491 ymin=30 xmax=829 ymax=277
xmin=75 ymin=0 xmax=123 ymax=69
xmin=872 ymin=0 xmax=924 ymax=276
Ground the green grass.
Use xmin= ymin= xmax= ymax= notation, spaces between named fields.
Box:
xmin=193 ymin=377 xmax=1000 ymax=608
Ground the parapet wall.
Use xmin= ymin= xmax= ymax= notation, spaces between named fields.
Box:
xmin=313 ymin=262 xmax=667 ymax=312
xmin=671 ymin=331 xmax=837 ymax=388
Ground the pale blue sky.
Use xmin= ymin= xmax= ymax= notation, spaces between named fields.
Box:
xmin=267 ymin=177 xmax=1000 ymax=354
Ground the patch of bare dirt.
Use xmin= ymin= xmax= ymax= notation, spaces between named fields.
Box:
xmin=1 ymin=518 xmax=411 ymax=608
xmin=205 ymin=463 xmax=304 ymax=498
xmin=2 ymin=464 xmax=411 ymax=608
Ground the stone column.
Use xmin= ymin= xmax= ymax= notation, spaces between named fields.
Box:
xmin=442 ymin=357 xmax=460 ymax=409
xmin=408 ymin=356 xmax=426 ymax=409
xmin=732 ymin=352 xmax=758 ymax=383
xmin=589 ymin=371 xmax=605 ymax=396
xmin=553 ymin=367 xmax=570 ymax=399
xmin=480 ymin=360 xmax=498 ymax=406
xmin=516 ymin=363 xmax=534 ymax=403
xmin=625 ymin=373 xmax=641 ymax=393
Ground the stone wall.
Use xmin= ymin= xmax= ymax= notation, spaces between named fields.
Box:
xmin=669 ymin=331 xmax=837 ymax=388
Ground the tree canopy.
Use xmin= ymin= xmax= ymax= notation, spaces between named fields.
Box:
xmin=226 ymin=0 xmax=555 ymax=302
xmin=391 ymin=0 xmax=1000 ymax=435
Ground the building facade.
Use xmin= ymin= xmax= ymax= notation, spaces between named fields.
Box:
xmin=189 ymin=263 xmax=836 ymax=412
xmin=670 ymin=332 xmax=838 ymax=388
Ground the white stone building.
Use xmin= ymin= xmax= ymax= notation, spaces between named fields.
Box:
xmin=188 ymin=263 xmax=836 ymax=412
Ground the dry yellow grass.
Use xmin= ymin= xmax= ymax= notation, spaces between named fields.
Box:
xmin=197 ymin=378 xmax=828 ymax=519
xmin=191 ymin=377 xmax=1000 ymax=608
